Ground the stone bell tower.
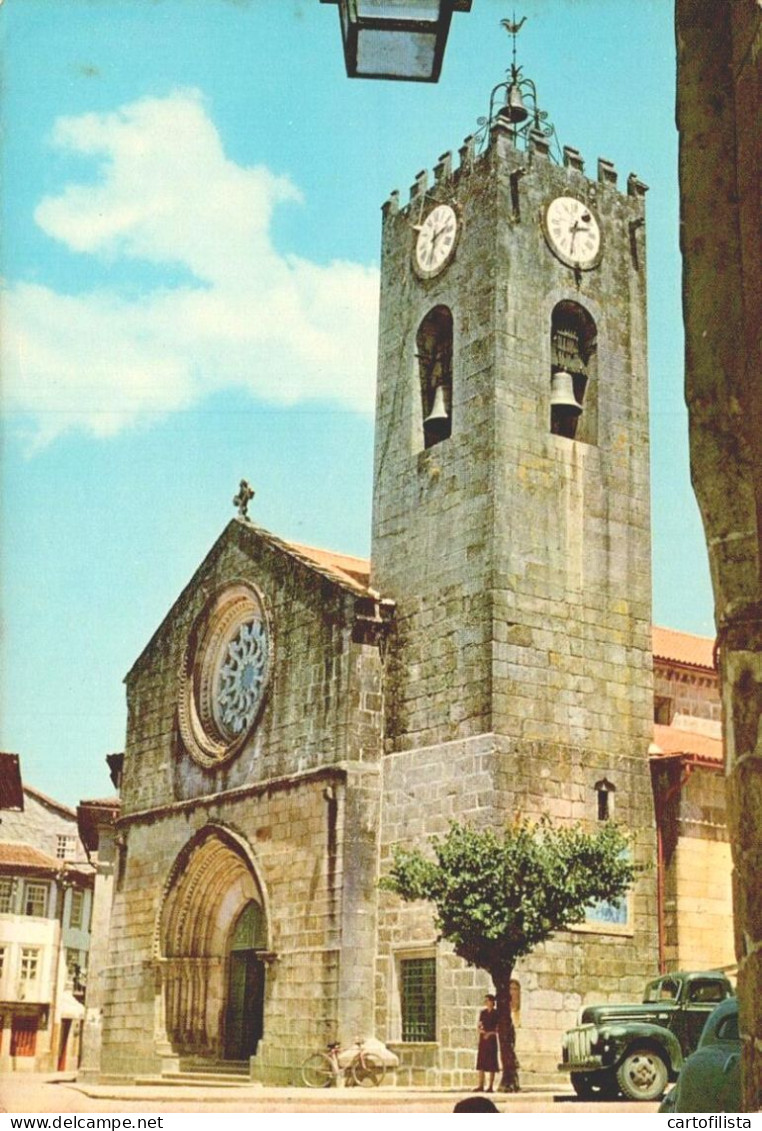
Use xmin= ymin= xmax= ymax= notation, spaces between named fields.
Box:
xmin=372 ymin=28 xmax=657 ymax=1083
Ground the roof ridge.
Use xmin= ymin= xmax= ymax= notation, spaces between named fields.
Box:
xmin=23 ymin=784 xmax=77 ymax=819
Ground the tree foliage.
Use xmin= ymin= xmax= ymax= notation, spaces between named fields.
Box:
xmin=381 ymin=817 xmax=635 ymax=976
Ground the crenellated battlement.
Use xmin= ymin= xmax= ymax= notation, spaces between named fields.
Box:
xmin=383 ymin=128 xmax=647 ymax=219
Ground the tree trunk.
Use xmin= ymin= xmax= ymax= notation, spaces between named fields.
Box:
xmin=493 ymin=971 xmax=519 ymax=1092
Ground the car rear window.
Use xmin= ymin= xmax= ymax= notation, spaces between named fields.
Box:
xmin=716 ymin=1013 xmax=739 ymax=1041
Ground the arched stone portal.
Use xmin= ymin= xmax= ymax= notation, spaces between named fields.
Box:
xmin=157 ymin=825 xmax=269 ymax=1062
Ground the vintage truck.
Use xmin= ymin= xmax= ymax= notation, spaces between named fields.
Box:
xmin=559 ymin=970 xmax=734 ymax=1100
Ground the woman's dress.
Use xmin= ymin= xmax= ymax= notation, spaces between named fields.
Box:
xmin=476 ymin=1008 xmax=499 ymax=1072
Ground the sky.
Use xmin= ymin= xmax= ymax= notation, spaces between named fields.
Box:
xmin=0 ymin=0 xmax=714 ymax=808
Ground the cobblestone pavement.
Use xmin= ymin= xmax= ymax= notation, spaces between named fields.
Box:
xmin=0 ymin=1074 xmax=660 ymax=1115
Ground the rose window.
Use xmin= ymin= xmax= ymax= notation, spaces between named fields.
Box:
xmin=178 ymin=582 xmax=272 ymax=768
xmin=216 ymin=619 xmax=269 ymax=737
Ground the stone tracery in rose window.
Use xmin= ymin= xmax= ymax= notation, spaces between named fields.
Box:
xmin=216 ymin=619 xmax=269 ymax=738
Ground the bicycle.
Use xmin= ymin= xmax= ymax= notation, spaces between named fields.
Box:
xmin=301 ymin=1039 xmax=387 ymax=1088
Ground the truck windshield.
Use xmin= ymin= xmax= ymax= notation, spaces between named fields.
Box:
xmin=644 ymin=978 xmax=679 ymax=1003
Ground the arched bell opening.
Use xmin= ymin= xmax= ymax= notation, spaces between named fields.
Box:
xmin=158 ymin=826 xmax=269 ymax=1062
xmin=549 ymin=301 xmax=598 ymax=443
xmin=417 ymin=305 xmax=453 ymax=449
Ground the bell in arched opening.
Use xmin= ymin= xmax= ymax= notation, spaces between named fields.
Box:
xmin=550 ymin=369 xmax=582 ymax=439
xmin=423 ymin=384 xmax=450 ymax=446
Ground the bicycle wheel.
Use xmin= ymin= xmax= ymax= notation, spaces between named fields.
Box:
xmin=352 ymin=1051 xmax=386 ymax=1087
xmin=301 ymin=1051 xmax=335 ymax=1088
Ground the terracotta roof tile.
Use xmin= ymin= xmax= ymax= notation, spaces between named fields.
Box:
xmin=0 ymin=842 xmax=61 ymax=871
xmin=652 ymin=625 xmax=715 ymax=671
xmin=651 ymin=723 xmax=723 ymax=764
xmin=287 ymin=543 xmax=371 ymax=589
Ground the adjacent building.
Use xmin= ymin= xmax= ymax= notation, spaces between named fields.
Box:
xmin=650 ymin=627 xmax=733 ymax=975
xmin=0 ymin=780 xmax=94 ymax=1072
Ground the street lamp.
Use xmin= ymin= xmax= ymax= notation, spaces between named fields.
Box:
xmin=320 ymin=0 xmax=472 ymax=82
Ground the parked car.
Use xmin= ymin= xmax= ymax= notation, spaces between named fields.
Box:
xmin=559 ymin=971 xmax=734 ymax=1101
xmin=659 ymin=997 xmax=740 ymax=1113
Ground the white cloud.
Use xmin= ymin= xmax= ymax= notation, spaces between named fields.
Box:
xmin=2 ymin=90 xmax=380 ymax=446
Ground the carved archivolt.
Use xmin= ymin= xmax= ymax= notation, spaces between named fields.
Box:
xmin=157 ymin=825 xmax=268 ymax=1055
xmin=178 ymin=581 xmax=272 ymax=768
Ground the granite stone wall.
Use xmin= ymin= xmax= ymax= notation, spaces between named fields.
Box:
xmin=100 ymin=521 xmax=385 ymax=1080
xmin=372 ymin=123 xmax=656 ymax=1082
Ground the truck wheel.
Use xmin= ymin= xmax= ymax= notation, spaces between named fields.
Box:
xmin=616 ymin=1049 xmax=668 ymax=1101
xmin=571 ymin=1071 xmax=618 ymax=1099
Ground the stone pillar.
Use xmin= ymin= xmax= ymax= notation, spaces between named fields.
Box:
xmin=77 ymin=817 xmax=116 ymax=1081
xmin=336 ymin=768 xmax=382 ymax=1045
xmin=676 ymin=0 xmax=762 ymax=1110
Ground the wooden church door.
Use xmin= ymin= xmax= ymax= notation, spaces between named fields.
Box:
xmin=224 ymin=901 xmax=266 ymax=1060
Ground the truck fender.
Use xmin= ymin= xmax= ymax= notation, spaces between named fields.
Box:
xmin=597 ymin=1023 xmax=684 ymax=1077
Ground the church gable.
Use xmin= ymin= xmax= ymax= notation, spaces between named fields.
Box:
xmin=121 ymin=518 xmax=389 ymax=815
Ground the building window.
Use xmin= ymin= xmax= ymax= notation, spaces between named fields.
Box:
xmin=400 ymin=956 xmax=436 ymax=1042
xmin=0 ymin=877 xmax=13 ymax=914
xmin=65 ymin=948 xmax=84 ymax=992
xmin=549 ymin=301 xmax=598 ymax=442
xmin=69 ymin=889 xmax=84 ymax=930
xmin=20 ymin=948 xmax=40 ymax=981
xmin=56 ymin=835 xmax=76 ymax=860
xmin=594 ymin=778 xmax=616 ymax=821
xmin=0 ymin=946 xmax=6 ymax=980
xmin=23 ymin=883 xmax=49 ymax=918
xmin=417 ymin=306 xmax=453 ymax=449
xmin=654 ymin=696 xmax=674 ymax=725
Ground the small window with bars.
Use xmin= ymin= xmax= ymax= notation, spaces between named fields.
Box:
xmin=0 ymin=877 xmax=13 ymax=914
xmin=400 ymin=956 xmax=436 ymax=1043
xmin=24 ymin=882 xmax=49 ymax=918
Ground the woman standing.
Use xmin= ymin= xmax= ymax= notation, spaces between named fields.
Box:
xmin=475 ymin=993 xmax=500 ymax=1093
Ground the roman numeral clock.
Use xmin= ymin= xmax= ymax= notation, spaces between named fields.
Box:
xmin=542 ymin=194 xmax=603 ymax=270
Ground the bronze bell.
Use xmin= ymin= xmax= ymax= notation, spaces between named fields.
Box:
xmin=549 ymin=370 xmax=582 ymax=413
xmin=501 ymin=82 xmax=529 ymax=124
xmin=424 ymin=385 xmax=450 ymax=442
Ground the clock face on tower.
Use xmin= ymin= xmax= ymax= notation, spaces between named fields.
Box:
xmin=543 ymin=196 xmax=603 ymax=270
xmin=414 ymin=204 xmax=459 ymax=279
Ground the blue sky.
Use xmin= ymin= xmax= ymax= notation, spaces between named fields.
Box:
xmin=1 ymin=0 xmax=713 ymax=807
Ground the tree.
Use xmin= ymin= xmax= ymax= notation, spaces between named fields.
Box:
xmin=380 ymin=818 xmax=635 ymax=1092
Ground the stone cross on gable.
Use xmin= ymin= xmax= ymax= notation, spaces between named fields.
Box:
xmin=233 ymin=479 xmax=255 ymax=519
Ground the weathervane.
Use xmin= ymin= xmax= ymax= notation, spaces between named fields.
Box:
xmin=233 ymin=479 xmax=255 ymax=520
xmin=475 ymin=14 xmax=561 ymax=161
xmin=501 ymin=14 xmax=526 ymax=70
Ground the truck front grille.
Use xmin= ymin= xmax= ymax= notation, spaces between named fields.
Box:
xmin=565 ymin=1027 xmax=594 ymax=1065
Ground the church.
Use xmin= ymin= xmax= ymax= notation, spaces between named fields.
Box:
xmin=93 ymin=67 xmax=726 ymax=1087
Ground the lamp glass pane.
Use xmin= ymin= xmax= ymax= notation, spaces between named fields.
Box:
xmin=356 ymin=0 xmax=441 ymax=20
xmin=356 ymin=28 xmax=437 ymax=78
